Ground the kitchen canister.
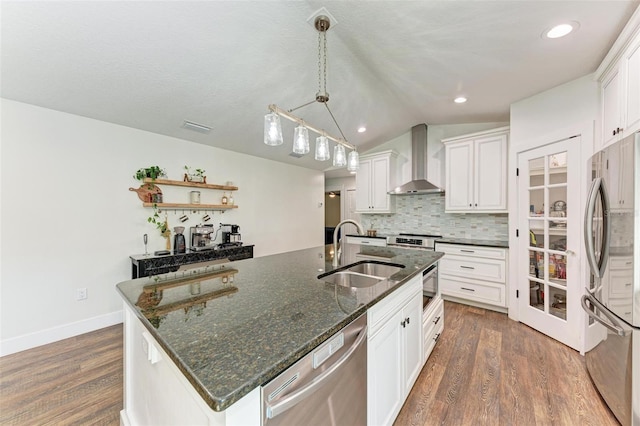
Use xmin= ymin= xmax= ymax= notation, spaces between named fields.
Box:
xmin=190 ymin=191 xmax=201 ymax=204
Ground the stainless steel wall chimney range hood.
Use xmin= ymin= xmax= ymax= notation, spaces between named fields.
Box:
xmin=389 ymin=124 xmax=445 ymax=195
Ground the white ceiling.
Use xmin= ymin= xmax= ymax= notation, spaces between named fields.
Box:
xmin=2 ymin=1 xmax=638 ymax=173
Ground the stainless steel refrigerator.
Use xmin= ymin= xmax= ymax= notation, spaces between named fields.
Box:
xmin=582 ymin=130 xmax=639 ymax=426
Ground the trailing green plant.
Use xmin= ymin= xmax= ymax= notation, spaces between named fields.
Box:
xmin=134 ymin=166 xmax=166 ymax=181
xmin=147 ymin=204 xmax=168 ymax=235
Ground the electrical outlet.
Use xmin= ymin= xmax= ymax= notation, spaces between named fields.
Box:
xmin=76 ymin=288 xmax=87 ymax=300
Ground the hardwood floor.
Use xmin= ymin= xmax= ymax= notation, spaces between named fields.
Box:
xmin=0 ymin=325 xmax=123 ymax=425
xmin=0 ymin=302 xmax=618 ymax=425
xmin=395 ymin=301 xmax=619 ymax=426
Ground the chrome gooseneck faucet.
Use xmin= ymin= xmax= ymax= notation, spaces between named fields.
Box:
xmin=332 ymin=219 xmax=365 ymax=266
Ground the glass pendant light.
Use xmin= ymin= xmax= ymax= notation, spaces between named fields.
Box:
xmin=333 ymin=144 xmax=346 ymax=167
xmin=292 ymin=125 xmax=310 ymax=155
xmin=315 ymin=136 xmax=330 ymax=161
xmin=264 ymin=112 xmax=283 ymax=146
xmin=347 ymin=150 xmax=359 ymax=172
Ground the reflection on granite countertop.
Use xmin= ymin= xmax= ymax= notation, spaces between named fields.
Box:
xmin=435 ymin=237 xmax=509 ymax=248
xmin=116 ymin=243 xmax=442 ymax=412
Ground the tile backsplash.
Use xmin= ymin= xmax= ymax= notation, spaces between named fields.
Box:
xmin=361 ymin=193 xmax=509 ymax=241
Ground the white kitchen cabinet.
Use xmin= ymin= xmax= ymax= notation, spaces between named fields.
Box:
xmin=597 ymin=14 xmax=640 ymax=148
xmin=422 ymin=297 xmax=444 ymax=364
xmin=443 ymin=127 xmax=509 ymax=213
xmin=121 ymin=304 xmax=260 ymax=426
xmin=606 ymin=136 xmax=635 ymax=210
xmin=355 ymin=150 xmax=397 ymax=213
xmin=437 ymin=243 xmax=508 ymax=312
xmin=367 ymin=274 xmax=422 ymax=426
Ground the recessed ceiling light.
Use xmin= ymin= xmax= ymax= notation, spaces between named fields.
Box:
xmin=357 ymin=126 xmax=367 ymax=133
xmin=454 ymin=97 xmax=467 ymax=104
xmin=544 ymin=22 xmax=579 ymax=39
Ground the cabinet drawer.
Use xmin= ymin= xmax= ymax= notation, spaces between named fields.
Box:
xmin=436 ymin=243 xmax=506 ymax=260
xmin=345 ymin=236 xmax=387 ymax=247
xmin=610 ymin=256 xmax=633 ymax=270
xmin=439 ymin=255 xmax=505 ymax=283
xmin=423 ymin=298 xmax=443 ymax=343
xmin=368 ymin=275 xmax=421 ymax=335
xmin=609 ymin=298 xmax=633 ymax=323
xmin=609 ymin=269 xmax=633 ymax=297
xmin=440 ymin=277 xmax=506 ymax=307
xmin=423 ymin=314 xmax=444 ymax=362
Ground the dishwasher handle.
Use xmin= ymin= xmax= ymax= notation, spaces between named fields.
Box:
xmin=265 ymin=325 xmax=368 ymax=419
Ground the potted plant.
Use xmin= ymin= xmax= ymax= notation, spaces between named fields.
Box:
xmin=134 ymin=166 xmax=166 ymax=182
xmin=184 ymin=165 xmax=206 ymax=183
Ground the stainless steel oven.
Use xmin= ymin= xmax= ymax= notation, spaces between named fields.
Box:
xmin=386 ymin=233 xmax=441 ymax=312
xmin=422 ymin=263 xmax=438 ymax=312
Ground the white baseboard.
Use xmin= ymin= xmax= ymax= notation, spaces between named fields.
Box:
xmin=0 ymin=310 xmax=123 ymax=357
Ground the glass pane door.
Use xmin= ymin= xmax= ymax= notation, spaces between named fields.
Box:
xmin=518 ymin=137 xmax=580 ymax=350
xmin=527 ymin=152 xmax=568 ymax=320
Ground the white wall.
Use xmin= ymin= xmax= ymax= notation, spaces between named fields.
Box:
xmin=0 ymin=99 xmax=324 ymax=355
xmin=510 ymin=74 xmax=599 ymax=152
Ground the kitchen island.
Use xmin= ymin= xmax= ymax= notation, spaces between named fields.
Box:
xmin=116 ymin=243 xmax=442 ymax=425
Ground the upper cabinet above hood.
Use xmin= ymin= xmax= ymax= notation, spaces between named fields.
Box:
xmin=388 ymin=124 xmax=445 ymax=195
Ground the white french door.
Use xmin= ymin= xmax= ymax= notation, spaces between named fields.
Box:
xmin=517 ymin=137 xmax=581 ymax=350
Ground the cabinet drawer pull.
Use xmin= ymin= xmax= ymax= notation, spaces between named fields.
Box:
xmin=460 ymin=265 xmax=475 ymax=270
xmin=433 ymin=333 xmax=441 ymax=342
xmin=625 ymin=262 xmax=632 ymax=265
xmin=625 ymin=283 xmax=632 ymax=287
xmin=460 ymin=287 xmax=475 ymax=292
xmin=460 ymin=249 xmax=475 ymax=253
xmin=433 ymin=316 xmax=441 ymax=324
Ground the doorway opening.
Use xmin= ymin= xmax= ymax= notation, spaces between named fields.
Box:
xmin=325 ymin=191 xmax=341 ymax=244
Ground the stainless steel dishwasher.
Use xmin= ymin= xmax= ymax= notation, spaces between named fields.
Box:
xmin=261 ymin=313 xmax=367 ymax=425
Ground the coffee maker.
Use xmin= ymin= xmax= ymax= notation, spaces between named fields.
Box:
xmin=220 ymin=224 xmax=241 ymax=247
xmin=190 ymin=224 xmax=216 ymax=251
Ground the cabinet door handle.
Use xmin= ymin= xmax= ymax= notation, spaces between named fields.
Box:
xmin=613 ymin=129 xmax=617 ymax=136
xmin=433 ymin=333 xmax=441 ymax=342
xmin=460 ymin=265 xmax=475 ymax=270
xmin=469 ymin=203 xmax=472 ymax=207
xmin=461 ymin=287 xmax=475 ymax=292
xmin=406 ymin=317 xmax=410 ymax=325
xmin=401 ymin=320 xmax=406 ymax=328
xmin=433 ymin=316 xmax=441 ymax=324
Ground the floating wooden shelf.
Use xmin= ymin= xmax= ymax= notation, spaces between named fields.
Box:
xmin=143 ymin=178 xmax=238 ymax=191
xmin=143 ymin=202 xmax=238 ymax=210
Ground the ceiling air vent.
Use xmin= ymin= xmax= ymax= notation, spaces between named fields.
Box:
xmin=182 ymin=120 xmax=212 ymax=134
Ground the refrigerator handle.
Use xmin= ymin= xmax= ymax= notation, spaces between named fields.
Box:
xmin=583 ymin=177 xmax=611 ymax=278
xmin=581 ymin=294 xmax=630 ymax=337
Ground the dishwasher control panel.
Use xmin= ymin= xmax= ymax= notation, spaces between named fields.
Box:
xmin=312 ymin=332 xmax=344 ymax=368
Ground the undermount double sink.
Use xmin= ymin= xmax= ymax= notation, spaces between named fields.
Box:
xmin=319 ymin=261 xmax=405 ymax=288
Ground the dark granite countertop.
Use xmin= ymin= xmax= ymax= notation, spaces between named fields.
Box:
xmin=435 ymin=237 xmax=509 ymax=249
xmin=116 ymin=243 xmax=442 ymax=412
